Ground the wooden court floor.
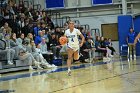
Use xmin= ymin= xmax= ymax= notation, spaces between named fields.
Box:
xmin=0 ymin=58 xmax=140 ymax=93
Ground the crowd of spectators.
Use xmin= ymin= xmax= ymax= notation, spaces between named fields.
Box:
xmin=0 ymin=0 xmax=117 ymax=69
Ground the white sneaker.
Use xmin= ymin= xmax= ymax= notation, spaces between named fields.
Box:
xmin=52 ymin=64 xmax=57 ymax=67
xmin=29 ymin=66 xmax=34 ymax=71
xmin=84 ymin=59 xmax=89 ymax=62
xmin=107 ymin=57 xmax=111 ymax=62
xmin=47 ymin=64 xmax=53 ymax=68
xmin=8 ymin=61 xmax=13 ymax=65
xmin=67 ymin=70 xmax=71 ymax=76
xmin=110 ymin=55 xmax=113 ymax=58
xmin=37 ymin=65 xmax=43 ymax=70
xmin=41 ymin=61 xmax=48 ymax=66
xmin=54 ymin=56 xmax=57 ymax=59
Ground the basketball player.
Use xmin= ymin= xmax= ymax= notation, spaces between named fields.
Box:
xmin=64 ymin=21 xmax=85 ymax=76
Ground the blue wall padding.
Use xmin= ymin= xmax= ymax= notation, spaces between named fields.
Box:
xmin=92 ymin=0 xmax=112 ymax=5
xmin=118 ymin=15 xmax=133 ymax=55
xmin=46 ymin=0 xmax=64 ymax=8
xmin=134 ymin=16 xmax=140 ymax=55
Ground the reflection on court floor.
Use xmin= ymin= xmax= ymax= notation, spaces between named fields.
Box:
xmin=0 ymin=58 xmax=140 ymax=93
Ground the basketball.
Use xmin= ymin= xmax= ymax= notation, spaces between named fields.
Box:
xmin=59 ymin=36 xmax=67 ymax=45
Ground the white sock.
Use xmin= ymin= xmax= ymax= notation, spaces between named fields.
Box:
xmin=68 ymin=68 xmax=71 ymax=71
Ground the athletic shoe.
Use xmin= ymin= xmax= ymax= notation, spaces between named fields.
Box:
xmin=37 ymin=65 xmax=43 ymax=70
xmin=110 ymin=55 xmax=114 ymax=58
xmin=52 ymin=64 xmax=57 ymax=67
xmin=67 ymin=70 xmax=71 ymax=76
xmin=8 ymin=61 xmax=13 ymax=65
xmin=29 ymin=66 xmax=34 ymax=71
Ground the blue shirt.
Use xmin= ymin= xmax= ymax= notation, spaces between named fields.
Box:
xmin=127 ymin=32 xmax=136 ymax=44
xmin=35 ymin=36 xmax=42 ymax=45
xmin=34 ymin=27 xmax=40 ymax=36
xmin=95 ymin=41 xmax=100 ymax=49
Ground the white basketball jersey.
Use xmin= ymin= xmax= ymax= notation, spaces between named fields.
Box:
xmin=65 ymin=28 xmax=81 ymax=48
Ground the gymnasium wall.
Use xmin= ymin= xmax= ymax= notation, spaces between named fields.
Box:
xmin=118 ymin=15 xmax=133 ymax=54
xmin=72 ymin=15 xmax=119 ymax=53
xmin=118 ymin=15 xmax=140 ymax=56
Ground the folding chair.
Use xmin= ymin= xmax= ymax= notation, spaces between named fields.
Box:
xmin=120 ymin=44 xmax=130 ymax=61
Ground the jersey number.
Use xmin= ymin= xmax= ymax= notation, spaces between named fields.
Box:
xmin=71 ymin=38 xmax=74 ymax=42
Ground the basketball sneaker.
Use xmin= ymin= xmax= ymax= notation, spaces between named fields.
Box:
xmin=29 ymin=66 xmax=34 ymax=71
xmin=37 ymin=65 xmax=43 ymax=70
xmin=8 ymin=61 xmax=13 ymax=65
xmin=67 ymin=70 xmax=71 ymax=76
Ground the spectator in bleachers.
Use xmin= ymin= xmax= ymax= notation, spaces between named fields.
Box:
xmin=17 ymin=33 xmax=25 ymax=45
xmin=42 ymin=29 xmax=49 ymax=44
xmin=55 ymin=27 xmax=64 ymax=42
xmin=45 ymin=14 xmax=54 ymax=30
xmin=3 ymin=34 xmax=11 ymax=48
xmin=12 ymin=4 xmax=18 ymax=15
xmin=79 ymin=39 xmax=90 ymax=62
xmin=80 ymin=27 xmax=87 ymax=39
xmin=30 ymin=40 xmax=42 ymax=62
xmin=36 ymin=44 xmax=57 ymax=68
xmin=30 ymin=40 xmax=56 ymax=68
xmin=95 ymin=36 xmax=107 ymax=57
xmin=86 ymin=37 xmax=96 ymax=58
xmin=49 ymin=33 xmax=61 ymax=59
xmin=40 ymin=22 xmax=48 ymax=31
xmin=0 ymin=34 xmax=15 ymax=65
xmin=18 ymin=40 xmax=43 ymax=70
xmin=100 ymin=36 xmax=106 ymax=48
xmin=33 ymin=22 xmax=41 ymax=36
xmin=11 ymin=15 xmax=20 ymax=36
xmin=18 ymin=0 xmax=26 ymax=13
xmin=35 ymin=31 xmax=43 ymax=45
xmin=107 ymin=38 xmax=117 ymax=55
xmin=21 ymin=19 xmax=33 ymax=37
xmin=18 ymin=13 xmax=25 ymax=28
xmin=40 ymin=38 xmax=48 ymax=53
xmin=25 ymin=33 xmax=34 ymax=45
xmin=3 ymin=8 xmax=11 ymax=19
xmin=33 ymin=11 xmax=40 ymax=21
xmin=0 ymin=28 xmax=6 ymax=39
xmin=10 ymin=33 xmax=20 ymax=58
xmin=1 ymin=22 xmax=12 ymax=35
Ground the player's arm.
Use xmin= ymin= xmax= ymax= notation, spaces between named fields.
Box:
xmin=79 ymin=33 xmax=85 ymax=47
xmin=134 ymin=33 xmax=140 ymax=45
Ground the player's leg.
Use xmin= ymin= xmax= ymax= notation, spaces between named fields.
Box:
xmin=132 ymin=44 xmax=136 ymax=60
xmin=73 ymin=50 xmax=79 ymax=60
xmin=128 ymin=44 xmax=132 ymax=60
xmin=67 ymin=48 xmax=74 ymax=75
